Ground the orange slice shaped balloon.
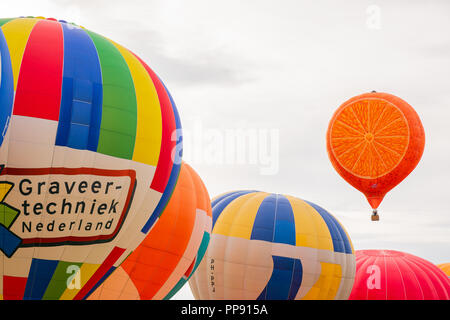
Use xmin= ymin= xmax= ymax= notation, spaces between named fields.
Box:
xmin=326 ymin=92 xmax=425 ymax=220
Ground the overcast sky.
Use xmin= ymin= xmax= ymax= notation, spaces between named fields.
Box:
xmin=2 ymin=0 xmax=449 ymax=300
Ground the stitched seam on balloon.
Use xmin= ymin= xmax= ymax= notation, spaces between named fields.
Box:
xmin=408 ymin=252 xmax=445 ymax=298
xmin=391 ymin=256 xmax=407 ymax=299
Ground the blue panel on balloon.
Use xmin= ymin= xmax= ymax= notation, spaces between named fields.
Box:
xmin=251 ymin=194 xmax=276 ymax=242
xmin=73 ymin=78 xmax=94 ymax=102
xmin=56 ymin=22 xmax=102 ymax=152
xmin=0 ymin=224 xmax=22 ymax=258
xmin=273 ymin=195 xmax=295 ymax=245
xmin=23 ymin=259 xmax=59 ymax=300
xmin=251 ymin=194 xmax=295 ymax=245
xmin=257 ymin=256 xmax=303 ymax=300
xmin=71 ymin=100 xmax=92 ymax=125
xmin=0 ymin=28 xmax=14 ymax=148
xmin=67 ymin=123 xmax=89 ymax=149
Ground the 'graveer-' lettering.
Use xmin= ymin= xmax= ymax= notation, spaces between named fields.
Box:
xmin=1 ymin=167 xmax=136 ymax=247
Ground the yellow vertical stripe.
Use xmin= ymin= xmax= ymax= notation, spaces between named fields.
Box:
xmin=285 ymin=196 xmax=333 ymax=251
xmin=302 ymin=262 xmax=342 ymax=300
xmin=1 ymin=18 xmax=40 ymax=90
xmin=213 ymin=192 xmax=268 ymax=239
xmin=109 ymin=40 xmax=162 ymax=166
xmin=59 ymin=263 xmax=100 ymax=300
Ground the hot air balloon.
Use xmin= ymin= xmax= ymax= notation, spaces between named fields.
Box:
xmin=437 ymin=263 xmax=450 ymax=278
xmin=0 ymin=16 xmax=182 ymax=300
xmin=326 ymin=92 xmax=425 ymax=220
xmin=349 ymin=250 xmax=450 ymax=300
xmin=88 ymin=162 xmax=212 ymax=300
xmin=189 ymin=191 xmax=356 ymax=300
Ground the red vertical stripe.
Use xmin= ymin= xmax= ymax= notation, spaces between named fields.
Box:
xmin=13 ymin=19 xmax=64 ymax=121
xmin=3 ymin=276 xmax=28 ymax=300
xmin=184 ymin=259 xmax=196 ymax=278
xmin=73 ymin=246 xmax=126 ymax=300
xmin=133 ymin=53 xmax=176 ymax=193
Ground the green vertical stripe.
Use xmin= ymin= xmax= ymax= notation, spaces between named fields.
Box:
xmin=85 ymin=30 xmax=137 ymax=160
xmin=42 ymin=261 xmax=83 ymax=300
xmin=0 ymin=18 xmax=15 ymax=27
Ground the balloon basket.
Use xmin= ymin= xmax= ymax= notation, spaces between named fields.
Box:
xmin=371 ymin=210 xmax=379 ymax=221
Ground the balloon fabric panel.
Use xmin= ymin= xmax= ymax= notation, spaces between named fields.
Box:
xmin=13 ymin=20 xmax=64 ymax=121
xmin=189 ymin=191 xmax=355 ymax=300
xmin=56 ymin=23 xmax=103 ymax=151
xmin=0 ymin=17 xmax=181 ymax=300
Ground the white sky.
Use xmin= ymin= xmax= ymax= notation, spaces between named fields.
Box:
xmin=1 ymin=0 xmax=449 ymax=300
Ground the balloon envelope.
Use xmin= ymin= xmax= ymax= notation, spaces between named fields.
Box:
xmin=189 ymin=191 xmax=356 ymax=300
xmin=89 ymin=162 xmax=212 ymax=300
xmin=349 ymin=250 xmax=450 ymax=300
xmin=0 ymin=17 xmax=181 ymax=300
xmin=437 ymin=263 xmax=450 ymax=278
xmin=326 ymin=92 xmax=425 ymax=214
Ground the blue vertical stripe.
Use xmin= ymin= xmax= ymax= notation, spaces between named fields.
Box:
xmin=251 ymin=194 xmax=295 ymax=245
xmin=56 ymin=22 xmax=103 ymax=151
xmin=251 ymin=194 xmax=276 ymax=242
xmin=257 ymin=256 xmax=303 ymax=300
xmin=304 ymin=200 xmax=352 ymax=254
xmin=166 ymin=85 xmax=183 ymax=167
xmin=288 ymin=258 xmax=303 ymax=300
xmin=273 ymin=195 xmax=295 ymax=245
xmin=0 ymin=28 xmax=14 ymax=148
xmin=23 ymin=259 xmax=59 ymax=300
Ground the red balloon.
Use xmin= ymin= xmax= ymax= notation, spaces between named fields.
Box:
xmin=349 ymin=250 xmax=450 ymax=300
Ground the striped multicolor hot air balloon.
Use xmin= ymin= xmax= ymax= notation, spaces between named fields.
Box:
xmin=89 ymin=162 xmax=212 ymax=300
xmin=0 ymin=17 xmax=182 ymax=300
xmin=189 ymin=191 xmax=356 ymax=300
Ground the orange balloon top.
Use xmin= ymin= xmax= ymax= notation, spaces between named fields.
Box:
xmin=89 ymin=162 xmax=212 ymax=300
xmin=437 ymin=263 xmax=450 ymax=277
xmin=121 ymin=162 xmax=211 ymax=299
xmin=326 ymin=92 xmax=425 ymax=210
